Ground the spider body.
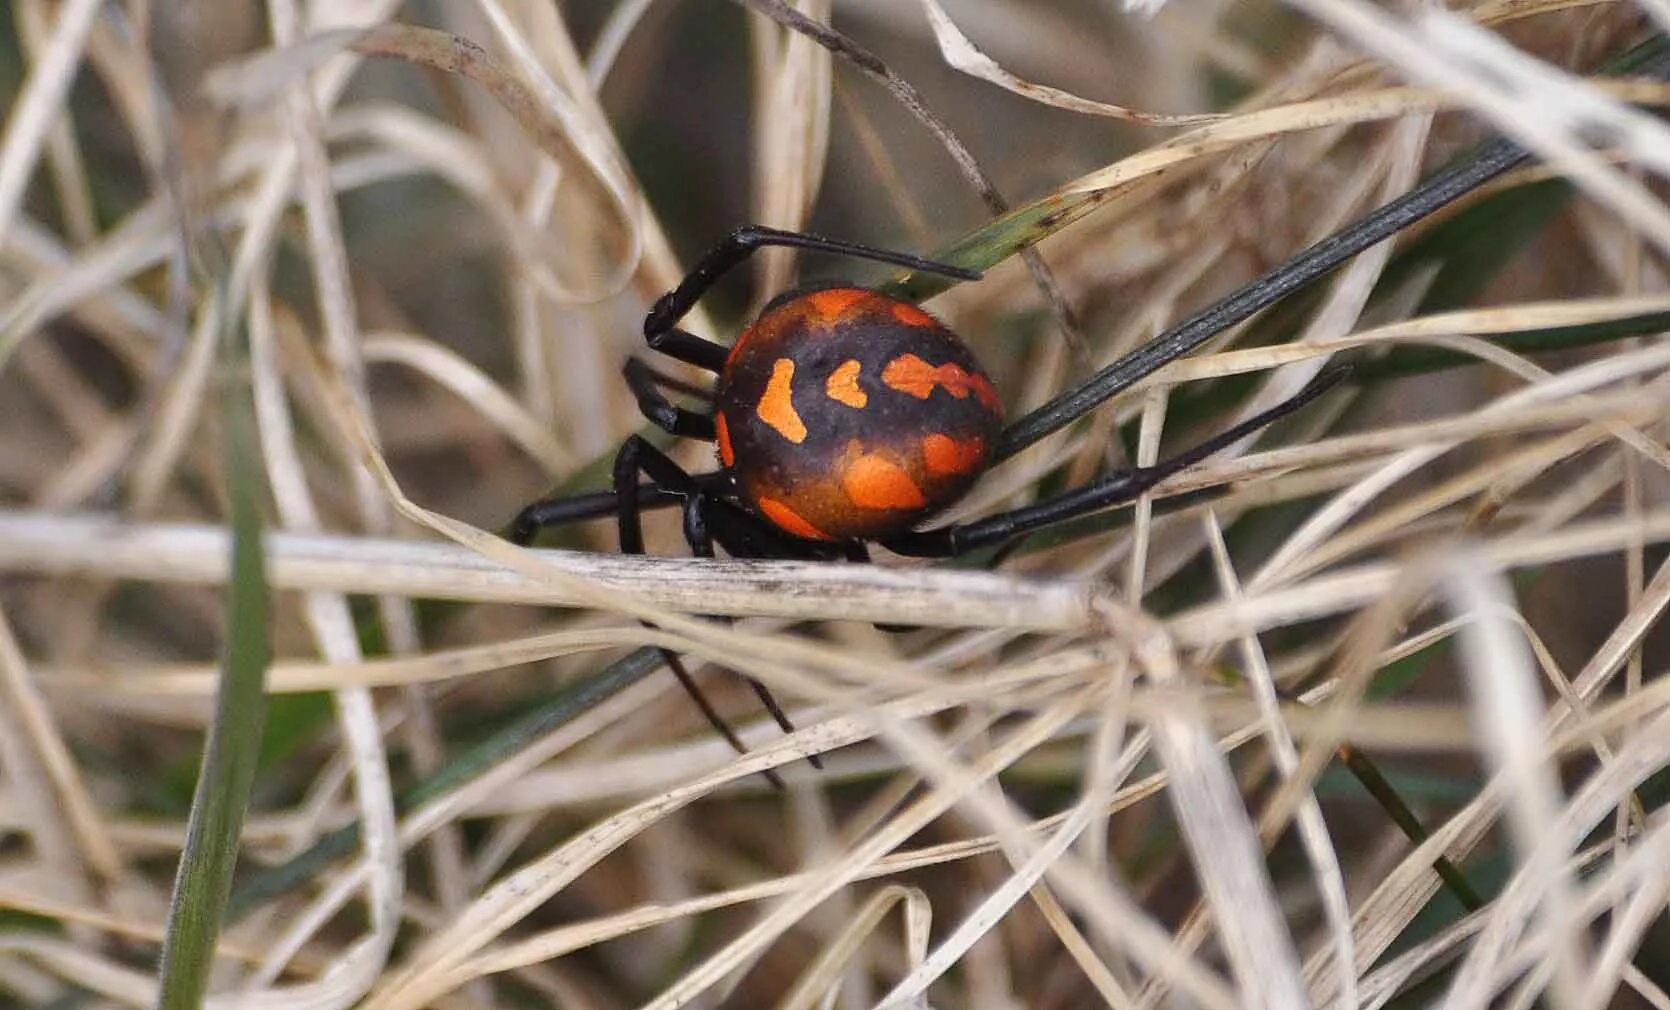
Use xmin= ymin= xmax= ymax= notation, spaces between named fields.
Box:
xmin=714 ymin=285 xmax=1003 ymax=542
xmin=510 ymin=224 xmax=1341 ymax=787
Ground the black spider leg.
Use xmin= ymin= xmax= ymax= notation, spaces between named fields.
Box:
xmin=614 ymin=435 xmax=813 ymax=789
xmin=643 ymin=224 xmax=982 ymax=353
xmin=510 ymin=485 xmax=675 ymax=545
xmin=512 ymin=354 xmax=720 ymax=543
xmin=509 ymin=473 xmax=737 ymax=545
xmin=624 ymin=358 xmax=717 ymax=438
xmin=994 ymin=138 xmax=1534 ymax=458
xmin=884 ymin=367 xmax=1348 ymax=558
xmin=682 ymin=492 xmax=825 ymax=771
xmin=638 ymin=360 xmax=718 ymax=401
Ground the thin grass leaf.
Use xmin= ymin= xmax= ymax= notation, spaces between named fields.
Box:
xmin=153 ymin=307 xmax=270 ymax=1010
xmin=225 ymin=646 xmax=661 ymax=919
xmin=1354 ymin=310 xmax=1670 ymax=381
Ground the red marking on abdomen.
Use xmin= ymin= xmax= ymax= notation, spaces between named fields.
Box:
xmin=825 ymin=359 xmax=868 ymax=408
xmin=881 ymin=353 xmax=992 ymax=408
xmin=757 ymin=496 xmax=831 ymax=540
xmin=841 ymin=450 xmax=927 ymax=510
xmin=891 ymin=301 xmax=937 ymax=328
xmin=715 ymin=411 xmax=735 ymax=467
xmin=968 ymin=374 xmax=1001 ymax=412
xmin=922 ymin=433 xmax=985 ymax=476
xmin=806 ymin=288 xmax=869 ymax=325
xmin=757 ymin=358 xmax=807 ymax=443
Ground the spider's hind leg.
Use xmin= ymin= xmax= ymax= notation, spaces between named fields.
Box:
xmin=682 ymin=493 xmax=824 ymax=771
xmin=614 ymin=436 xmax=806 ymax=788
xmin=884 ymin=367 xmax=1349 ymax=558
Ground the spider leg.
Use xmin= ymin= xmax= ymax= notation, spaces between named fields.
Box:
xmin=614 ymin=436 xmax=795 ymax=789
xmin=646 ymin=327 xmax=729 ymax=371
xmin=509 ymin=484 xmax=678 ymax=545
xmin=508 ymin=471 xmax=736 ymax=545
xmin=636 ymin=360 xmax=718 ymax=401
xmin=644 ymin=225 xmax=981 ymax=347
xmin=682 ymin=492 xmax=824 ymax=771
xmin=624 ymin=357 xmax=718 ymax=438
xmin=884 ymin=367 xmax=1348 ymax=558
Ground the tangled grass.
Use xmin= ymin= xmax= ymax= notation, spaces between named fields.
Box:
xmin=0 ymin=1 xmax=1667 ymax=1008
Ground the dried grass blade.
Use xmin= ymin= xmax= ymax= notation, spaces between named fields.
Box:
xmin=918 ymin=0 xmax=1222 ymax=124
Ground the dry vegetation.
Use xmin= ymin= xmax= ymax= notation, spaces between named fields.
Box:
xmin=1 ymin=1 xmax=1669 ymax=1008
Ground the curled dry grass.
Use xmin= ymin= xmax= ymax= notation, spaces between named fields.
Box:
xmin=1 ymin=1 xmax=1668 ymax=1009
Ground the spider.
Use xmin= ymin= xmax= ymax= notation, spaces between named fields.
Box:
xmin=508 ymin=225 xmax=1342 ymax=786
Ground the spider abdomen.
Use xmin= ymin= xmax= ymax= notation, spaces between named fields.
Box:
xmin=714 ymin=286 xmax=1004 ymax=541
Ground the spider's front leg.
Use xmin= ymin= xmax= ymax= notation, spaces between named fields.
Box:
xmin=623 ymin=358 xmax=717 ymax=439
xmin=641 ymin=224 xmax=980 ymax=359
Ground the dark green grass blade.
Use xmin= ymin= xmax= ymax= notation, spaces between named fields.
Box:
xmin=883 ymin=192 xmax=1111 ymax=302
xmin=226 ymin=646 xmax=661 ymax=919
xmin=155 ymin=313 xmax=271 ymax=1010
xmin=1336 ymin=743 xmax=1484 ymax=911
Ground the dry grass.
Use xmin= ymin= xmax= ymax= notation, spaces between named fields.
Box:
xmin=1 ymin=1 xmax=1668 ymax=1009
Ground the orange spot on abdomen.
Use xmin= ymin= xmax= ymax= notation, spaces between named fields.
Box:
xmin=825 ymin=359 xmax=868 ymax=408
xmin=805 ymin=288 xmax=869 ymax=325
xmin=890 ymin=301 xmax=937 ymax=328
xmin=756 ymin=358 xmax=807 ymax=443
xmin=715 ymin=410 xmax=735 ymax=466
xmin=842 ymin=450 xmax=927 ymax=510
xmin=922 ymin=433 xmax=986 ymax=477
xmin=881 ymin=353 xmax=992 ymax=407
xmin=880 ymin=354 xmax=939 ymax=398
xmin=757 ymin=496 xmax=831 ymax=540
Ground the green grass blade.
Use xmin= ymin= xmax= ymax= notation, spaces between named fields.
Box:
xmin=225 ymin=645 xmax=661 ymax=919
xmin=154 ymin=310 xmax=270 ymax=1010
